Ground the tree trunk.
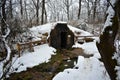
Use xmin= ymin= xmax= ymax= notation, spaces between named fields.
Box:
xmin=1 ymin=0 xmax=6 ymax=35
xmin=24 ymin=0 xmax=28 ymax=21
xmin=44 ymin=8 xmax=47 ymax=23
xmin=41 ymin=0 xmax=45 ymax=25
xmin=78 ymin=0 xmax=81 ymax=19
xmin=9 ymin=0 xmax=13 ymax=19
xmin=32 ymin=0 xmax=40 ymax=25
xmin=87 ymin=0 xmax=91 ymax=23
xmin=0 ymin=0 xmax=11 ymax=79
xmin=20 ymin=0 xmax=23 ymax=18
xmin=96 ymin=0 xmax=120 ymax=80
xmin=66 ymin=0 xmax=69 ymax=20
xmin=93 ymin=0 xmax=97 ymax=22
xmin=36 ymin=0 xmax=39 ymax=25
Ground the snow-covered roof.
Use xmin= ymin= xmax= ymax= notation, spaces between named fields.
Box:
xmin=29 ymin=21 xmax=92 ymax=41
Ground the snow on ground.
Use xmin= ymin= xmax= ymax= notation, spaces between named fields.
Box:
xmin=0 ymin=22 xmax=110 ymax=80
xmin=10 ymin=44 xmax=56 ymax=73
xmin=53 ymin=56 xmax=110 ymax=80
xmin=53 ymin=41 xmax=110 ymax=80
xmin=0 ymin=22 xmax=92 ymax=75
xmin=73 ymin=41 xmax=101 ymax=58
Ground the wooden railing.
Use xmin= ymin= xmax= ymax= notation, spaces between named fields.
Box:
xmin=16 ymin=38 xmax=47 ymax=57
xmin=75 ymin=35 xmax=98 ymax=43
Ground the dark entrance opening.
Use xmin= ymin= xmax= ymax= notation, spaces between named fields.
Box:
xmin=49 ymin=23 xmax=74 ymax=49
xmin=61 ymin=32 xmax=67 ymax=48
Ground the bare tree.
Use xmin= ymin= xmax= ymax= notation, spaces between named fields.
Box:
xmin=41 ymin=0 xmax=45 ymax=24
xmin=0 ymin=0 xmax=11 ymax=79
xmin=86 ymin=0 xmax=100 ymax=23
xmin=9 ymin=0 xmax=13 ymax=19
xmin=44 ymin=7 xmax=47 ymax=23
xmin=63 ymin=0 xmax=73 ymax=21
xmin=1 ymin=0 xmax=6 ymax=35
xmin=47 ymin=0 xmax=62 ymax=21
xmin=78 ymin=0 xmax=81 ymax=19
xmin=24 ymin=0 xmax=28 ymax=21
xmin=32 ymin=0 xmax=40 ymax=25
xmin=96 ymin=0 xmax=120 ymax=80
xmin=20 ymin=0 xmax=23 ymax=18
xmin=86 ymin=0 xmax=92 ymax=23
xmin=92 ymin=0 xmax=97 ymax=21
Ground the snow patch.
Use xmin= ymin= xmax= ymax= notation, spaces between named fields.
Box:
xmin=10 ymin=44 xmax=56 ymax=73
xmin=53 ymin=56 xmax=110 ymax=80
xmin=73 ymin=41 xmax=101 ymax=59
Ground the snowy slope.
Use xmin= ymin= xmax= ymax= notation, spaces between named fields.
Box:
xmin=53 ymin=41 xmax=110 ymax=80
xmin=1 ymin=22 xmax=110 ymax=80
xmin=7 ymin=22 xmax=92 ymax=74
xmin=53 ymin=57 xmax=110 ymax=80
xmin=10 ymin=44 xmax=56 ymax=73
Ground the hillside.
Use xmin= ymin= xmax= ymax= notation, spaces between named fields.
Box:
xmin=5 ymin=22 xmax=110 ymax=80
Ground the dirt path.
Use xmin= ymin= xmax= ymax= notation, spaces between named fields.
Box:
xmin=8 ymin=48 xmax=93 ymax=80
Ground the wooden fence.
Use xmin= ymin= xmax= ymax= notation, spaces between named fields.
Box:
xmin=16 ymin=38 xmax=47 ymax=57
